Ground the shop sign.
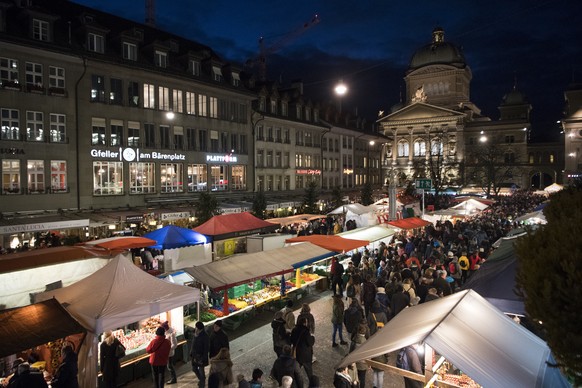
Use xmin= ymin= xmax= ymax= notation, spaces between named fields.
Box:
xmin=295 ymin=169 xmax=321 ymax=175
xmin=90 ymin=147 xmax=186 ymax=162
xmin=160 ymin=212 xmax=190 ymax=221
xmin=125 ymin=215 xmax=144 ymax=223
xmin=279 ymin=202 xmax=294 ymax=208
xmin=0 ymin=219 xmax=89 ymax=234
xmin=0 ymin=148 xmax=25 ymax=155
xmin=206 ymin=154 xmax=238 ymax=163
xmin=343 ymin=168 xmax=354 ymax=174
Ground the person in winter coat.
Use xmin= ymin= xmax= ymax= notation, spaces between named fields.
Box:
xmin=50 ymin=345 xmax=79 ymax=388
xmin=390 ymin=284 xmax=411 ymax=318
xmin=270 ymin=345 xmax=304 ymax=388
xmin=272 ymin=311 xmax=290 ymax=357
xmin=296 ymin=303 xmax=315 ymax=334
xmin=162 ymin=321 xmax=178 ymax=384
xmin=375 ymin=287 xmax=391 ymax=317
xmin=331 ymin=295 xmax=348 ymax=347
xmin=403 ymin=345 xmax=423 ymax=388
xmin=332 ymin=366 xmax=353 ymax=388
xmin=100 ymin=331 xmax=124 ymax=388
xmin=191 ymin=321 xmax=210 ymax=388
xmin=209 ymin=320 xmax=230 ymax=359
xmin=280 ymin=300 xmax=295 ymax=333
xmin=8 ymin=362 xmax=47 ymax=388
xmin=147 ymin=327 xmax=172 ymax=388
xmin=367 ymin=300 xmax=388 ymax=336
xmin=360 ymin=274 xmax=377 ymax=317
xmin=290 ymin=316 xmax=315 ymax=380
xmin=350 ymin=325 xmax=369 ymax=387
xmin=209 ymin=348 xmax=234 ymax=388
xmin=343 ymin=298 xmax=365 ymax=342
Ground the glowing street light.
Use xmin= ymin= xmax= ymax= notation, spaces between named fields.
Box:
xmin=334 ymin=81 xmax=348 ymax=114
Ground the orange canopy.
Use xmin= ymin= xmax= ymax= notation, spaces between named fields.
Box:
xmin=0 ymin=245 xmax=115 ymax=274
xmin=285 ymin=235 xmax=369 ymax=253
xmin=194 ymin=212 xmax=279 ymax=239
xmin=387 ymin=217 xmax=431 ymax=230
xmin=82 ymin=236 xmax=156 ymax=250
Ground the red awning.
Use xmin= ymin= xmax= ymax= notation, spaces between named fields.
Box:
xmin=194 ymin=212 xmax=279 ymax=238
xmin=0 ymin=245 xmax=115 ymax=274
xmin=285 ymin=235 xmax=369 ymax=253
xmin=387 ymin=217 xmax=431 ymax=230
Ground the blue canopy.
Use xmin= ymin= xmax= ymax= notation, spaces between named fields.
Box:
xmin=144 ymin=225 xmax=208 ymax=250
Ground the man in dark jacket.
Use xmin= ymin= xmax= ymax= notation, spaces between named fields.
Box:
xmin=390 ymin=284 xmax=410 ymax=318
xmin=290 ymin=316 xmax=315 ymax=381
xmin=190 ymin=321 xmax=210 ymax=388
xmin=333 ymin=366 xmax=353 ymax=388
xmin=433 ymin=270 xmax=452 ymax=296
xmin=271 ymin=310 xmax=290 ymax=357
xmin=330 ymin=258 xmax=344 ymax=296
xmin=270 ymin=345 xmax=304 ymax=388
xmin=208 ymin=320 xmax=229 ymax=359
xmin=50 ymin=345 xmax=79 ymax=388
xmin=8 ymin=362 xmax=47 ymax=388
xmin=360 ymin=274 xmax=377 ymax=317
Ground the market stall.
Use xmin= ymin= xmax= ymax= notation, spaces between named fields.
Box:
xmin=265 ymin=214 xmax=324 ymax=226
xmin=339 ymin=290 xmax=570 ymax=388
xmin=184 ymin=242 xmax=334 ymax=325
xmin=387 ymin=217 xmax=431 ymax=230
xmin=37 ymin=254 xmax=199 ymax=388
xmin=144 ymin=224 xmax=210 ymax=270
xmin=82 ymin=236 xmax=157 ymax=250
xmin=194 ymin=212 xmax=280 ymax=259
xmin=337 ymin=225 xmax=397 ymax=249
xmin=328 ymin=203 xmax=381 ymax=228
xmin=462 ymin=238 xmax=525 ymax=316
xmin=0 ymin=245 xmax=115 ymax=308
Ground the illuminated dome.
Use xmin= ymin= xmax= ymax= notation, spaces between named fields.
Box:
xmin=409 ymin=27 xmax=466 ymax=70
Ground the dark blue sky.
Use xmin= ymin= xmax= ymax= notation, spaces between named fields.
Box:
xmin=74 ymin=0 xmax=582 ymax=141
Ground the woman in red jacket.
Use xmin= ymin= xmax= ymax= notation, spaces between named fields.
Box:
xmin=147 ymin=327 xmax=171 ymax=388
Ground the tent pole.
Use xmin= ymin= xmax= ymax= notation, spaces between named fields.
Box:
xmin=295 ymin=268 xmax=301 ymax=289
xmin=222 ymin=289 xmax=229 ymax=316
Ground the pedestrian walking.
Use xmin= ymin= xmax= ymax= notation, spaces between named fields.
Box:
xmin=162 ymin=321 xmax=178 ymax=384
xmin=280 ymin=300 xmax=296 ymax=333
xmin=100 ymin=331 xmax=124 ymax=388
xmin=191 ymin=321 xmax=210 ymax=388
xmin=331 ymin=294 xmax=348 ymax=347
xmin=209 ymin=348 xmax=234 ymax=387
xmin=146 ymin=327 xmax=171 ymax=388
xmin=290 ymin=316 xmax=315 ymax=381
xmin=209 ymin=320 xmax=230 ymax=359
xmin=272 ymin=310 xmax=291 ymax=357
xmin=296 ymin=303 xmax=315 ymax=334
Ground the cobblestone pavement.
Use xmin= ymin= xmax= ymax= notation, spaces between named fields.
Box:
xmin=127 ymin=287 xmax=403 ymax=387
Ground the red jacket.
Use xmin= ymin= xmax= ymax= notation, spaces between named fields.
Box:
xmin=146 ymin=335 xmax=171 ymax=366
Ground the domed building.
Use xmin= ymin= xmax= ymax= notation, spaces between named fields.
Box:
xmin=377 ymin=27 xmax=560 ymax=196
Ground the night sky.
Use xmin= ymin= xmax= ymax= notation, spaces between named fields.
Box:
xmin=74 ymin=0 xmax=582 ymax=142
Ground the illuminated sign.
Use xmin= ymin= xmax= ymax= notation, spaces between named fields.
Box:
xmin=0 ymin=148 xmax=25 ymax=155
xmin=160 ymin=212 xmax=191 ymax=221
xmin=206 ymin=154 xmax=238 ymax=163
xmin=343 ymin=168 xmax=354 ymax=174
xmin=295 ymin=169 xmax=321 ymax=175
xmin=90 ymin=148 xmax=186 ymax=162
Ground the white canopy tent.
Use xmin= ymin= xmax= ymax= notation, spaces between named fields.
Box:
xmin=544 ymin=183 xmax=564 ymax=193
xmin=38 ymin=254 xmax=199 ymax=388
xmin=451 ymin=198 xmax=490 ymax=212
xmin=328 ymin=203 xmax=381 ymax=228
xmin=337 ymin=225 xmax=397 ymax=249
xmin=339 ymin=290 xmax=570 ymax=388
xmin=515 ymin=210 xmax=547 ymax=225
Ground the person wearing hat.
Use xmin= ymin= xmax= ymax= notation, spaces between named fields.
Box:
xmin=162 ymin=321 xmax=178 ymax=384
xmin=209 ymin=320 xmax=230 ymax=359
xmin=433 ymin=270 xmax=452 ymax=297
xmin=375 ymin=287 xmax=390 ymax=316
xmin=146 ymin=327 xmax=171 ymax=388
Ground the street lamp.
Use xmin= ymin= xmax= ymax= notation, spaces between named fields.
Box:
xmin=367 ymin=140 xmax=375 ymax=182
xmin=334 ymin=81 xmax=347 ymax=114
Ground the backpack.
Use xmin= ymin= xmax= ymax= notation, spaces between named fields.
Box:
xmin=343 ymin=306 xmax=361 ymax=334
xmin=346 ymin=284 xmax=356 ymax=298
xmin=396 ymin=348 xmax=410 ymax=371
xmin=449 ymin=262 xmax=458 ymax=274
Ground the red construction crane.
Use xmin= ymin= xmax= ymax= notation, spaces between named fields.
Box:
xmin=247 ymin=14 xmax=320 ymax=82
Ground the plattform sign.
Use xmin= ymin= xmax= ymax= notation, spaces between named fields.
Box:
xmin=90 ymin=148 xmax=186 ymax=162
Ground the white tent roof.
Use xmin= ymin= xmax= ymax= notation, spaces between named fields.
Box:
xmin=337 ymin=225 xmax=397 ymax=243
xmin=544 ymin=183 xmax=564 ymax=193
xmin=451 ymin=198 xmax=490 ymax=211
xmin=185 ymin=242 xmax=332 ymax=290
xmin=339 ymin=290 xmax=569 ymax=388
xmin=37 ymin=254 xmax=199 ymax=333
xmin=515 ymin=210 xmax=547 ymax=225
xmin=328 ymin=203 xmax=375 ymax=215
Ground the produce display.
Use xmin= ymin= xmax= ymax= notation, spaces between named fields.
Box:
xmin=112 ymin=316 xmax=162 ymax=352
xmin=436 ymin=361 xmax=481 ymax=388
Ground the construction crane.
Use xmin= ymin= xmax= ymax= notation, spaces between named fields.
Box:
xmin=246 ymin=14 xmax=320 ymax=82
xmin=145 ymin=0 xmax=155 ymax=26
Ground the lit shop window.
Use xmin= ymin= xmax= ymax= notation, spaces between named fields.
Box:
xmin=230 ymin=165 xmax=246 ymax=191
xmin=1 ymin=108 xmax=20 ymax=140
xmin=187 ymin=164 xmax=207 ymax=192
xmin=49 ymin=113 xmax=66 ymax=143
xmin=27 ymin=160 xmax=44 ymax=193
xmin=93 ymin=161 xmax=123 ymax=195
xmin=129 ymin=162 xmax=155 ymax=194
xmin=2 ymin=159 xmax=20 ymax=194
xmin=160 ymin=163 xmax=183 ymax=193
xmin=26 ymin=111 xmax=44 ymax=141
xmin=50 ymin=160 xmax=67 ymax=192
xmin=210 ymin=165 xmax=227 ymax=191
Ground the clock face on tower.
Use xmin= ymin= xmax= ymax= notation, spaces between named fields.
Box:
xmin=122 ymin=148 xmax=136 ymax=162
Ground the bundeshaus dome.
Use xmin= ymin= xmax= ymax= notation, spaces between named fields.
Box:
xmin=501 ymin=88 xmax=529 ymax=105
xmin=409 ymin=27 xmax=466 ymax=70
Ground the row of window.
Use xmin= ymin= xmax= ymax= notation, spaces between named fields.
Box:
xmin=1 ymin=159 xmax=67 ymax=194
xmin=89 ymin=75 xmax=247 ymax=123
xmin=0 ymin=57 xmax=66 ymax=91
xmin=1 ymin=109 xmax=66 ymax=142
xmin=258 ymin=97 xmax=319 ymax=122
xmin=90 ymin=118 xmax=248 ymax=153
xmin=93 ymin=162 xmax=246 ymax=195
xmin=393 ymin=139 xmax=449 ymax=157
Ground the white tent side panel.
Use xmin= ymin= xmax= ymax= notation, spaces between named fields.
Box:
xmin=0 ymin=258 xmax=110 ymax=309
xmin=162 ymin=243 xmax=212 ymax=271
